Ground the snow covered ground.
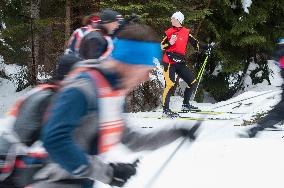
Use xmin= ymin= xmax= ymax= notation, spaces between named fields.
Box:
xmin=1 ymin=61 xmax=284 ymax=188
xmin=97 ymin=87 xmax=283 ymax=188
xmin=98 ymin=62 xmax=284 ymax=188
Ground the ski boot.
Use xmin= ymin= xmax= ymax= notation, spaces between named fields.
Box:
xmin=162 ymin=108 xmax=180 ymax=118
xmin=181 ymin=103 xmax=200 ymax=112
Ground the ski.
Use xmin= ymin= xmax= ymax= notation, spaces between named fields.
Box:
xmin=153 ymin=109 xmax=246 ymax=115
xmin=265 ymin=128 xmax=283 ymax=132
xmin=178 ymin=110 xmax=246 ymax=115
xmin=141 ymin=115 xmax=237 ymax=121
xmin=212 ymin=90 xmax=281 ymax=109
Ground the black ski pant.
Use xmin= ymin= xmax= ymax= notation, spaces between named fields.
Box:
xmin=162 ymin=62 xmax=197 ymax=110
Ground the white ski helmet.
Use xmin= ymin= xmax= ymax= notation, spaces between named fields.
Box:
xmin=171 ymin=11 xmax=184 ymax=24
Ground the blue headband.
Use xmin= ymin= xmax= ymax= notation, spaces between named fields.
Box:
xmin=112 ymin=38 xmax=161 ymax=66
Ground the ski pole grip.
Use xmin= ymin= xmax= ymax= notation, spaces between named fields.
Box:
xmin=132 ymin=159 xmax=140 ymax=167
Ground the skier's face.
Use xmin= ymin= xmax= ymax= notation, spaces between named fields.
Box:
xmin=102 ymin=59 xmax=153 ymax=92
xmin=106 ymin=60 xmax=152 ymax=92
xmin=121 ymin=64 xmax=152 ymax=92
xmin=103 ymin=21 xmax=119 ymax=34
xmin=171 ymin=18 xmax=181 ymax=27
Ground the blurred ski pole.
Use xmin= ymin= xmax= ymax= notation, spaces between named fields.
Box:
xmin=145 ymin=122 xmax=201 ymax=188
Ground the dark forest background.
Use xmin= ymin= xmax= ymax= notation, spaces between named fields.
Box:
xmin=0 ymin=0 xmax=283 ymax=110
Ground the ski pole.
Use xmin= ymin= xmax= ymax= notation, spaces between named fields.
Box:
xmin=212 ymin=89 xmax=281 ymax=109
xmin=196 ymin=54 xmax=209 ymax=80
xmin=145 ymin=122 xmax=201 ymax=188
xmin=144 ymin=137 xmax=187 ymax=188
xmin=191 ymin=46 xmax=212 ymax=101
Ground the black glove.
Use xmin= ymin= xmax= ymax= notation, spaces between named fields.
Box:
xmin=205 ymin=43 xmax=216 ymax=53
xmin=109 ymin=161 xmax=138 ymax=187
xmin=179 ymin=123 xmax=201 ymax=141
xmin=125 ymin=13 xmax=139 ymax=23
xmin=112 ymin=13 xmax=139 ymax=37
xmin=200 ymin=42 xmax=216 ymax=56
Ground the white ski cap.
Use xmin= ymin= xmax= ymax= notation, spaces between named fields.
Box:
xmin=171 ymin=11 xmax=184 ymax=24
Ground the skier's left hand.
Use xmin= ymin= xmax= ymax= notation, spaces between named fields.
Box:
xmin=109 ymin=161 xmax=137 ymax=187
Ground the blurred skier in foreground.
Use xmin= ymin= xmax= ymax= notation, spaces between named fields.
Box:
xmin=28 ymin=23 xmax=199 ymax=188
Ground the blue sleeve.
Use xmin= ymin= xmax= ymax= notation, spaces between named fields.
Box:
xmin=42 ymin=88 xmax=89 ymax=174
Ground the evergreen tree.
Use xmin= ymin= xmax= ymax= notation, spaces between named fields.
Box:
xmin=0 ymin=0 xmax=98 ymax=90
xmin=1 ymin=0 xmax=283 ymax=103
xmin=200 ymin=0 xmax=284 ymax=100
xmin=100 ymin=0 xmax=211 ymax=35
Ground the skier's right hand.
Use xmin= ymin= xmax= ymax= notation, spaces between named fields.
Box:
xmin=178 ymin=123 xmax=201 ymax=141
xmin=169 ymin=34 xmax=177 ymax=45
xmin=126 ymin=13 xmax=139 ymax=23
xmin=109 ymin=162 xmax=137 ymax=187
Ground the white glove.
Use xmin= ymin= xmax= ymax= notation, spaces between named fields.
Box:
xmin=169 ymin=34 xmax=177 ymax=45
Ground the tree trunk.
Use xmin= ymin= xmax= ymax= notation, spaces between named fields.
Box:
xmin=64 ymin=0 xmax=72 ymax=48
xmin=29 ymin=0 xmax=41 ymax=85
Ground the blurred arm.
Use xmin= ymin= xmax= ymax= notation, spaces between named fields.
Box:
xmin=121 ymin=126 xmax=183 ymax=152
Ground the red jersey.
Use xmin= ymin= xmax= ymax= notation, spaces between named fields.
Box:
xmin=162 ymin=27 xmax=190 ymax=64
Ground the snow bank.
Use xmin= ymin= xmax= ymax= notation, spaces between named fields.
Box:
xmin=267 ymin=60 xmax=283 ymax=86
xmin=0 ymin=59 xmax=31 ymax=117
xmin=242 ymin=0 xmax=252 ymax=13
xmin=0 ymin=78 xmax=30 ymax=117
xmin=0 ymin=60 xmax=23 ymax=76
